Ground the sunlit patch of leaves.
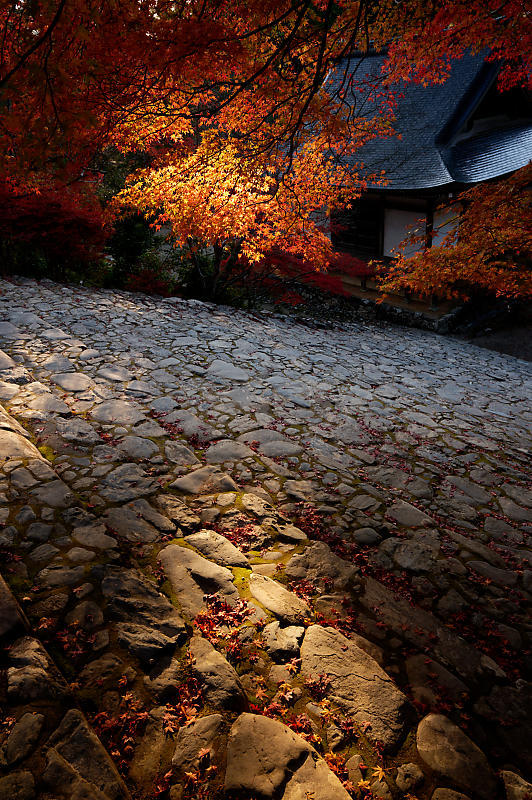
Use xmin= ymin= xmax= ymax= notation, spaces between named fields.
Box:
xmin=194 ymin=594 xmax=253 ymax=647
xmin=286 ymin=656 xmax=301 ymax=675
xmin=248 ymin=676 xmax=297 ymax=722
xmin=213 ymin=520 xmax=260 ymax=553
xmin=323 ymin=752 xmax=358 ymax=795
xmin=193 ymin=594 xmax=260 ymax=665
xmin=285 ymin=713 xmax=321 ymax=746
xmin=98 ymin=430 xmax=121 ymax=446
xmin=288 ymin=578 xmax=316 ymax=605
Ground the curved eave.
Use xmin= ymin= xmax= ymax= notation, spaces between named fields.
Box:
xmin=444 ymin=125 xmax=532 ymax=183
xmin=364 ymin=177 xmax=456 ymax=191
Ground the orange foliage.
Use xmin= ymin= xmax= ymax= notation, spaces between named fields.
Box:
xmin=1 ymin=0 xmax=530 ymax=291
xmin=113 ymin=132 xmax=386 ymax=269
xmin=377 ymin=0 xmax=532 ymax=91
xmin=378 ymin=163 xmax=532 ymax=301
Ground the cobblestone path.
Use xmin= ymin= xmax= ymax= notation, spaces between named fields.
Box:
xmin=0 ymin=276 xmax=531 ymax=800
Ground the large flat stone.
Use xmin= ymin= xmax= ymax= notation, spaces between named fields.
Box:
xmin=499 ymin=496 xmax=531 ymax=522
xmin=189 ymin=636 xmax=246 ymax=710
xmin=165 ymin=441 xmax=199 ymax=465
xmin=0 ymin=772 xmax=35 ymax=800
xmin=248 ymin=573 xmax=310 ymax=624
xmin=104 ymin=505 xmax=160 ymax=542
xmin=300 ymin=625 xmax=412 ymax=753
xmin=205 ymin=439 xmax=254 ymax=462
xmin=97 ymin=365 xmax=132 ymax=381
xmin=56 ymin=417 xmax=100 ymax=445
xmin=260 ymin=440 xmax=303 ymax=457
xmin=158 ymin=543 xmax=239 ymax=617
xmin=73 ymin=523 xmax=117 ymax=550
xmin=206 ymin=359 xmax=249 ymax=382
xmin=387 ymin=500 xmax=433 ymax=527
xmin=128 ymin=498 xmax=176 ymax=533
xmin=0 ymin=380 xmax=20 ymax=400
xmin=128 ymin=706 xmax=175 ymax=787
xmin=7 ymin=637 xmax=66 ymax=702
xmin=184 ymin=529 xmax=249 ymax=568
xmin=31 ymin=479 xmax=74 ymax=508
xmin=172 ymin=714 xmax=224 ymax=772
xmin=101 ymin=567 xmax=186 ymax=639
xmin=0 ymin=349 xmax=16 ymax=370
xmin=36 ymin=565 xmax=85 ymax=587
xmin=91 ymin=399 xmax=145 ymax=425
xmin=170 ymin=465 xmax=237 ymax=494
xmin=154 ymin=495 xmax=201 ymax=531
xmin=0 ymin=430 xmax=43 ymax=461
xmin=501 ymin=771 xmax=532 ymax=800
xmin=26 ymin=393 xmax=70 ymax=414
xmin=51 ymin=372 xmax=92 ymax=392
xmin=225 ymin=713 xmax=350 ymax=799
xmin=163 ymin=409 xmax=220 ymax=440
xmin=4 ymin=712 xmax=45 ymax=765
xmin=446 ymin=476 xmax=491 ymax=505
xmin=0 ymin=321 xmax=22 ymax=338
xmin=285 ymin=541 xmax=358 ymax=591
xmin=115 ymin=623 xmax=180 ymax=666
xmin=118 ymin=435 xmax=158 ymax=459
xmin=99 ymin=463 xmax=156 ymax=502
xmin=238 ymin=428 xmax=293 ymax=445
xmin=417 ymin=714 xmax=496 ymax=800
xmin=41 ymin=327 xmax=68 ymax=339
xmin=42 ymin=354 xmax=76 ymax=372
xmin=44 ymin=709 xmax=127 ymax=799
xmin=262 ymin=621 xmax=304 ymax=661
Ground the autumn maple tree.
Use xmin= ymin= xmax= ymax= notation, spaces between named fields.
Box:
xmin=1 ymin=0 xmax=530 ymax=295
xmin=378 ymin=163 xmax=532 ymax=301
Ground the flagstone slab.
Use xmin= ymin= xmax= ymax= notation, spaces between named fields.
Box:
xmin=225 ymin=713 xmax=350 ymax=799
xmin=0 ymin=430 xmax=43 ymax=461
xmin=0 ymin=349 xmax=16 ymax=370
xmin=51 ymin=372 xmax=92 ymax=392
xmin=206 ymin=359 xmax=249 ymax=381
xmin=170 ymin=465 xmax=237 ymax=494
xmin=417 ymin=714 xmax=496 ymax=800
xmin=91 ymin=399 xmax=145 ymax=425
xmin=301 ymin=625 xmax=412 ymax=752
xmin=158 ymin=542 xmax=239 ymax=617
xmin=248 ymin=572 xmax=311 ymax=624
xmin=184 ymin=529 xmax=249 ymax=567
xmin=97 ymin=365 xmax=133 ymax=381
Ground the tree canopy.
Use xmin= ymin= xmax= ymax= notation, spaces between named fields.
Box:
xmin=1 ymin=0 xmax=530 ymax=297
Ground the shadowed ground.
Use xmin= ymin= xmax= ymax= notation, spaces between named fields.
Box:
xmin=0 ymin=276 xmax=530 ymax=800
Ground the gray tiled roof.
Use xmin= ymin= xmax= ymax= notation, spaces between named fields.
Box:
xmin=327 ymin=52 xmax=532 ymax=189
xmin=444 ymin=125 xmax=532 ymax=183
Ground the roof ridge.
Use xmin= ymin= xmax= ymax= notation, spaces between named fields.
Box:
xmin=436 ymin=59 xmax=501 ymax=147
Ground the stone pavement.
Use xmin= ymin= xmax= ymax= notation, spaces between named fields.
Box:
xmin=0 ymin=276 xmax=531 ymax=800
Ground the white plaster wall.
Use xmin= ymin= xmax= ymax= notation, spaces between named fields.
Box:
xmin=383 ymin=208 xmax=426 ymax=257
